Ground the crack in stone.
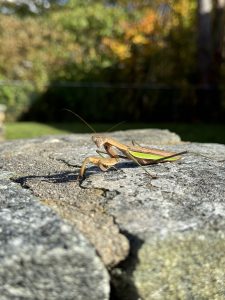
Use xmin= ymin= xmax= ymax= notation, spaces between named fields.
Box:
xmin=12 ymin=171 xmax=130 ymax=269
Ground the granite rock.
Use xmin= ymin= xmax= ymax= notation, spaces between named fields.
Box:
xmin=0 ymin=172 xmax=109 ymax=300
xmin=0 ymin=129 xmax=225 ymax=299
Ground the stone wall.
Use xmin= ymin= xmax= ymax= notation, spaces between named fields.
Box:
xmin=0 ymin=129 xmax=225 ymax=299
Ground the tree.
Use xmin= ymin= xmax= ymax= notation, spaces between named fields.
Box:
xmin=213 ymin=0 xmax=225 ymax=84
xmin=197 ymin=0 xmax=225 ymax=120
xmin=197 ymin=0 xmax=213 ymax=85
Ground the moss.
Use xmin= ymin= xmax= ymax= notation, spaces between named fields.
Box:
xmin=113 ymin=231 xmax=225 ymax=300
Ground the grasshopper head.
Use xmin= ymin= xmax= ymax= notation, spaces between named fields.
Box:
xmin=92 ymin=135 xmax=106 ymax=148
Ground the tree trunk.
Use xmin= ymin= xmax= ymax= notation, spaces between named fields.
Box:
xmin=197 ymin=0 xmax=213 ymax=85
xmin=213 ymin=0 xmax=225 ymax=83
xmin=196 ymin=0 xmax=225 ymax=121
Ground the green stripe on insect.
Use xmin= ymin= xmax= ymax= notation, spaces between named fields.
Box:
xmin=129 ymin=150 xmax=179 ymax=161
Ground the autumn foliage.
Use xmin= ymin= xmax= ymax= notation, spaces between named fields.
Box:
xmin=0 ymin=0 xmax=224 ymax=121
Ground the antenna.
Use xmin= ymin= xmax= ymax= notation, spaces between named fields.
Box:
xmin=106 ymin=120 xmax=126 ymax=133
xmin=63 ymin=108 xmax=96 ymax=133
xmin=63 ymin=108 xmax=125 ymax=133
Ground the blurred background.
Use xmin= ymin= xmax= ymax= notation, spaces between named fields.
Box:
xmin=0 ymin=0 xmax=224 ymax=142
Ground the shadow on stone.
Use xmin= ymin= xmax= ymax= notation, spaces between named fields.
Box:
xmin=80 ymin=162 xmax=139 ymax=180
xmin=12 ymin=171 xmax=79 ymax=187
xmin=110 ymin=231 xmax=144 ymax=300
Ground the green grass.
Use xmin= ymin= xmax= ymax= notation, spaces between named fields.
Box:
xmin=4 ymin=122 xmax=225 ymax=144
xmin=5 ymin=122 xmax=70 ymax=140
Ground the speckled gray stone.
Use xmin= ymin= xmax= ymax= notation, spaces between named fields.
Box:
xmin=0 ymin=172 xmax=109 ymax=300
xmin=0 ymin=129 xmax=225 ymax=299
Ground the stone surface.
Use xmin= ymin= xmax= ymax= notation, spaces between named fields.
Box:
xmin=0 ymin=129 xmax=225 ymax=299
xmin=0 ymin=172 xmax=110 ymax=300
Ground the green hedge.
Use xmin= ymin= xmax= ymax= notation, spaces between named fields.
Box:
xmin=0 ymin=83 xmax=36 ymax=121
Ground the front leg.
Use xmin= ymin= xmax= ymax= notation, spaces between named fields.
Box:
xmin=104 ymin=143 xmax=122 ymax=158
xmin=80 ymin=156 xmax=119 ymax=178
xmin=96 ymin=149 xmax=127 ymax=160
